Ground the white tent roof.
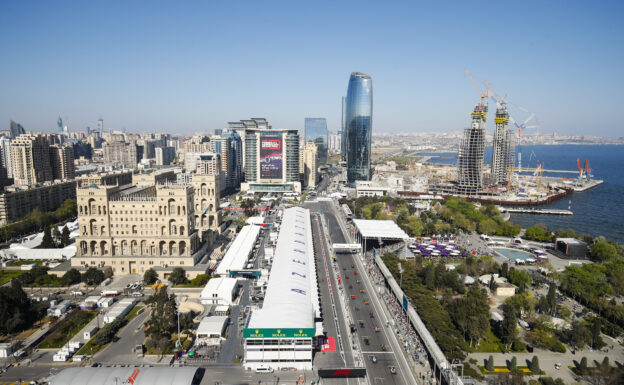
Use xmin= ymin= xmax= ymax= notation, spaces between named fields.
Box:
xmin=248 ymin=207 xmax=318 ymax=330
xmin=49 ymin=367 xmax=199 ymax=385
xmin=197 ymin=316 xmax=228 ymax=337
xmin=200 ymin=277 xmax=237 ymax=301
xmin=353 ymin=219 xmax=409 ymax=240
xmin=215 ymin=225 xmax=260 ymax=275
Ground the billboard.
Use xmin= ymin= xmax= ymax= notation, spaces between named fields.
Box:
xmin=260 ymin=132 xmax=283 ymax=179
xmin=243 ymin=328 xmax=315 ymax=338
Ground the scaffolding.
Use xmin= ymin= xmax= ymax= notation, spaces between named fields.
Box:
xmin=457 ymin=103 xmax=487 ymax=195
xmin=491 ymin=104 xmax=515 ymax=185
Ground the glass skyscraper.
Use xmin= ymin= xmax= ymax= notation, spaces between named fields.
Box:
xmin=345 ymin=72 xmax=372 ymax=183
xmin=304 ymin=118 xmax=328 ymax=164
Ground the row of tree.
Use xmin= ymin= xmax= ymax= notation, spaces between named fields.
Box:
xmin=41 ymin=225 xmax=71 ymax=249
xmin=0 ymin=280 xmax=46 ymax=335
xmin=0 ymin=199 xmax=77 ymax=243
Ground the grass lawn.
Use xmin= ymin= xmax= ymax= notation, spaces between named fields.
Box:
xmin=471 ymin=329 xmax=504 ymax=353
xmin=123 ymin=305 xmax=144 ymax=323
xmin=38 ymin=310 xmax=98 ymax=348
xmin=0 ymin=270 xmax=25 ymax=285
xmin=10 ymin=260 xmax=44 ymax=266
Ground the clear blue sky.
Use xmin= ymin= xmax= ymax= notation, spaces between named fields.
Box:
xmin=1 ymin=0 xmax=622 ymax=137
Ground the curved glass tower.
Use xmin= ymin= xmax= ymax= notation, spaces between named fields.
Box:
xmin=345 ymin=72 xmax=373 ymax=183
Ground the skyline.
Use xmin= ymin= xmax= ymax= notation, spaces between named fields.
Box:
xmin=1 ymin=1 xmax=623 ymax=137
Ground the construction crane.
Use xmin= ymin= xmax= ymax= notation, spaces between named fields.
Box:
xmin=484 ymin=79 xmax=507 ymax=108
xmin=577 ymin=158 xmax=593 ymax=180
xmin=465 ymin=68 xmax=489 ymax=104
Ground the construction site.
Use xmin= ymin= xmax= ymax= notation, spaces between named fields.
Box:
xmin=365 ymin=70 xmax=603 ymax=207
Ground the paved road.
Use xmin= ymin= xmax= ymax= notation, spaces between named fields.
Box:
xmin=306 ymin=200 xmax=415 ymax=385
xmin=94 ymin=307 xmax=150 ymax=365
xmin=310 ymin=214 xmax=354 ymax=369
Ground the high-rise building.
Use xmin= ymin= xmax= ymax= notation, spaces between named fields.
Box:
xmin=11 ymin=134 xmax=53 ymax=185
xmin=304 ymin=118 xmax=328 ymax=164
xmin=102 ymin=141 xmax=141 ymax=169
xmin=302 ymin=141 xmax=318 ymax=188
xmin=0 ymin=137 xmax=12 ymax=178
xmin=242 ymin=128 xmax=300 ymax=193
xmin=457 ymin=101 xmax=488 ymax=195
xmin=491 ymin=103 xmax=515 ymax=185
xmin=97 ymin=118 xmax=103 ymax=133
xmin=195 ymin=153 xmax=221 ymax=176
xmin=341 ymin=96 xmax=346 ymax=159
xmin=219 ymin=130 xmax=242 ymax=189
xmin=328 ymin=133 xmax=342 ymax=153
xmin=0 ymin=180 xmax=76 ymax=224
xmin=50 ymin=144 xmax=75 ymax=180
xmin=345 ymin=72 xmax=373 ymax=184
xmin=9 ymin=120 xmax=25 ymax=139
xmin=228 ymin=118 xmax=270 ymax=171
xmin=155 ymin=146 xmax=176 ymax=166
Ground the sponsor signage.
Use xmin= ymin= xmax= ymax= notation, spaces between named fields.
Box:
xmin=243 ymin=328 xmax=315 ymax=338
xmin=260 ymin=132 xmax=283 ymax=179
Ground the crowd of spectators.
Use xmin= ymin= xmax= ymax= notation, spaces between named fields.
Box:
xmin=364 ymin=245 xmax=427 ymax=364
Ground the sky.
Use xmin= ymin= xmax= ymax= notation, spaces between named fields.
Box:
xmin=1 ymin=0 xmax=623 ymax=137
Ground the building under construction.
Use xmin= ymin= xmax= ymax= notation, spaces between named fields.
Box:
xmin=491 ymin=102 xmax=515 ymax=185
xmin=456 ymin=102 xmax=487 ymax=195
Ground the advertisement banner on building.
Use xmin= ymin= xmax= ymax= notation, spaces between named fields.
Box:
xmin=260 ymin=132 xmax=282 ymax=179
xmin=243 ymin=328 xmax=315 ymax=338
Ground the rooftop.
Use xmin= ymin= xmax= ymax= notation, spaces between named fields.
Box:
xmin=247 ymin=207 xmax=319 ymax=330
xmin=353 ymin=219 xmax=410 ymax=240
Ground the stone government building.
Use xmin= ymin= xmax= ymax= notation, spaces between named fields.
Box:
xmin=72 ymin=171 xmax=221 ymax=279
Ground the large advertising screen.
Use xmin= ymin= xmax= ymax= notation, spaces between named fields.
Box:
xmin=260 ymin=132 xmax=283 ymax=179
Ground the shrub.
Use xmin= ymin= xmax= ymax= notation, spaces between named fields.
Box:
xmin=486 ymin=355 xmax=494 ymax=371
xmin=508 ymin=356 xmax=517 ymax=372
xmin=511 ymin=340 xmax=526 ymax=352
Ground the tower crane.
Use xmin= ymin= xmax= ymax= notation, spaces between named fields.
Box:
xmin=465 ymin=68 xmax=489 ymax=105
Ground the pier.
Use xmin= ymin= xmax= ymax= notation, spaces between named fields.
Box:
xmin=500 ymin=207 xmax=573 ymax=215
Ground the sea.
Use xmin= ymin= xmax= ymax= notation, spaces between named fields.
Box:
xmin=418 ymin=145 xmax=624 ymax=243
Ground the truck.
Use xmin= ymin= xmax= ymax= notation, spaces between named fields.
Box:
xmin=101 ymin=290 xmax=119 ymax=296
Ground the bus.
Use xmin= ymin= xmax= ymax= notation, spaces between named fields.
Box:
xmin=342 ymin=204 xmax=353 ymax=219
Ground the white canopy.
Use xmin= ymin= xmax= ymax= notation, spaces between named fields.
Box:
xmin=352 ymin=219 xmax=410 ymax=240
xmin=248 ymin=207 xmax=318 ymax=330
xmin=215 ymin=225 xmax=260 ymax=275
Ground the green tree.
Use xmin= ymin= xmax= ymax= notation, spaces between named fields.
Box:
xmin=486 ymin=355 xmax=494 ymax=371
xmin=60 ymin=225 xmax=70 ymax=247
xmin=601 ymin=356 xmax=609 ymax=369
xmin=82 ymin=267 xmax=105 ymax=285
xmin=590 ymin=240 xmax=617 ymax=262
xmin=145 ymin=287 xmax=178 ymax=344
xmin=41 ymin=225 xmax=54 ymax=248
xmin=591 ymin=318 xmax=604 ymax=349
xmin=508 ymin=356 xmax=517 ymax=372
xmin=579 ymin=356 xmax=588 ymax=373
xmin=529 ymin=356 xmax=540 ymax=373
xmin=501 ymin=304 xmax=517 ymax=349
xmin=546 ymin=284 xmax=557 ymax=316
xmin=62 ymin=268 xmax=82 ymax=286
xmin=168 ymin=267 xmax=188 ymax=285
xmin=143 ymin=268 xmax=158 ymax=285
xmin=448 ymin=287 xmax=490 ymax=346
xmin=478 ymin=218 xmax=498 ymax=235
xmin=501 ymin=262 xmax=509 ymax=278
